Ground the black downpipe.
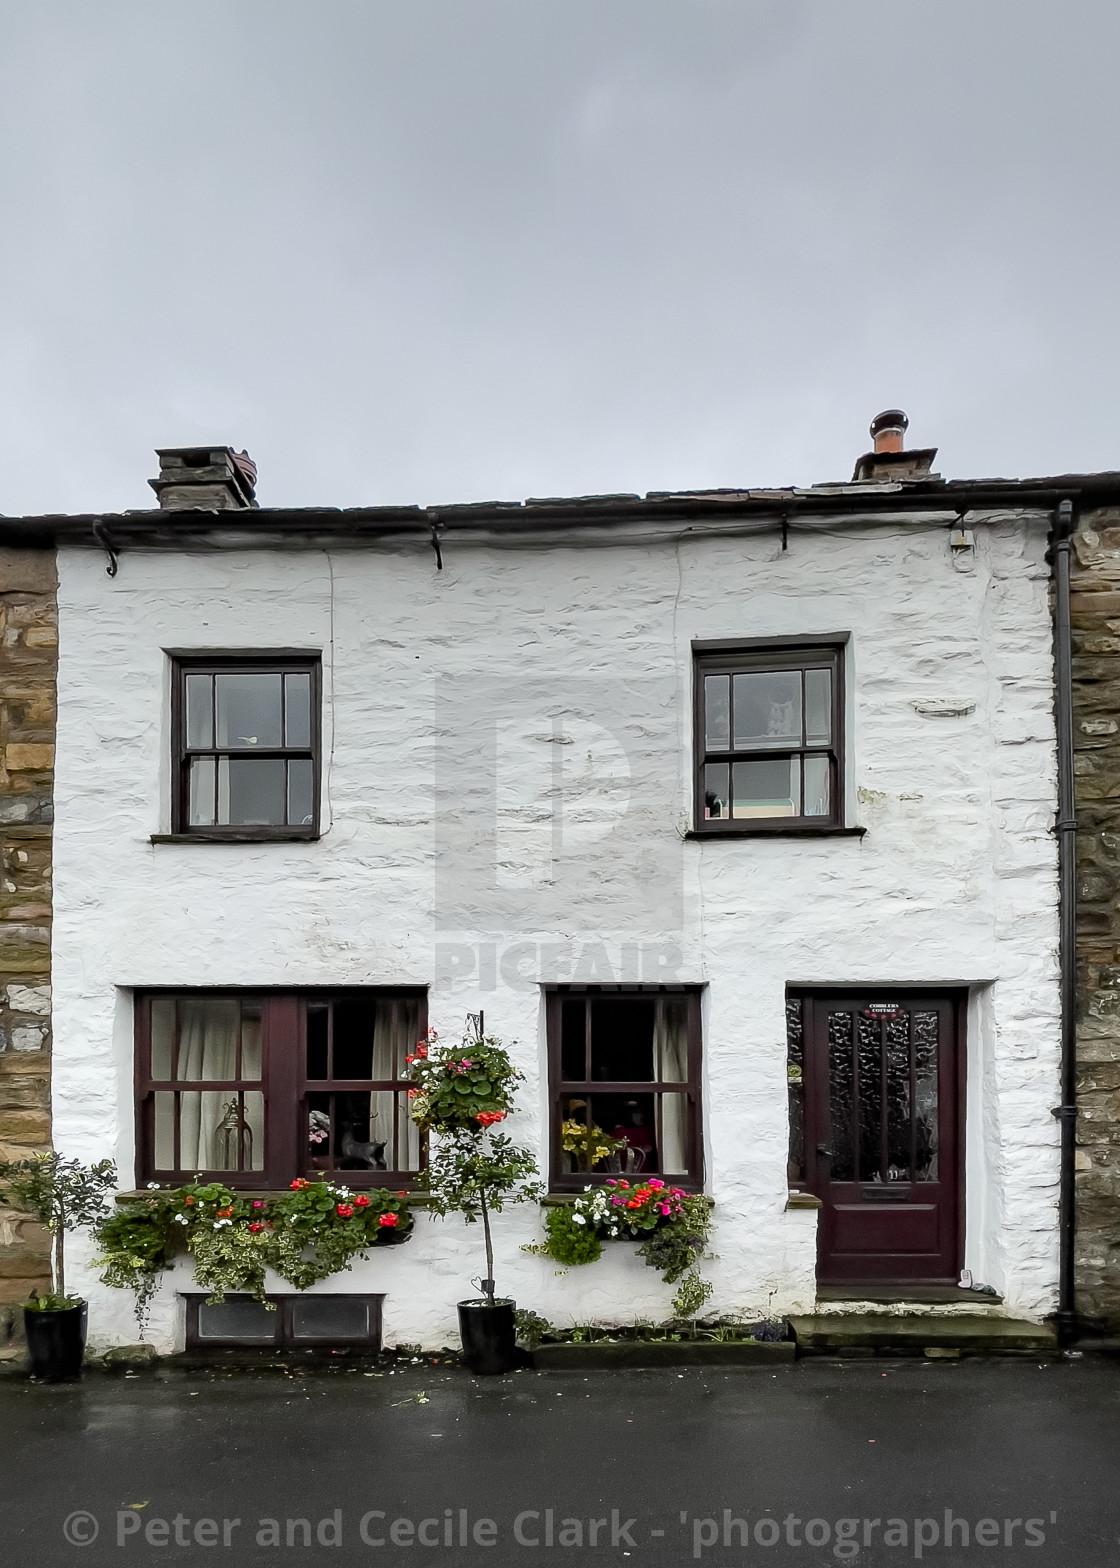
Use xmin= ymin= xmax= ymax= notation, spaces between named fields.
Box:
xmin=1049 ymin=498 xmax=1078 ymax=1343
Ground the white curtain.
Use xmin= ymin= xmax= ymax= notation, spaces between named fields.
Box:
xmin=369 ymin=1000 xmax=421 ymax=1172
xmin=653 ymin=1000 xmax=688 ymax=1173
xmin=156 ymin=1000 xmax=264 ymax=1173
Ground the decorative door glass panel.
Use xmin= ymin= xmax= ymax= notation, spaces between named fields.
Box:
xmin=827 ymin=1007 xmax=940 ymax=1185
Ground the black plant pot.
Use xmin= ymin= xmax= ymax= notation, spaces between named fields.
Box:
xmin=457 ymin=1298 xmax=517 ymax=1375
xmin=24 ymin=1300 xmax=88 ymax=1382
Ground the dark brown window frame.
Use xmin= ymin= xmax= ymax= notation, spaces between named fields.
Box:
xmin=691 ymin=634 xmax=849 ymax=836
xmin=545 ymin=985 xmax=704 ymax=1193
xmin=134 ymin=988 xmax=427 ymax=1191
xmin=169 ymin=650 xmax=322 ymax=841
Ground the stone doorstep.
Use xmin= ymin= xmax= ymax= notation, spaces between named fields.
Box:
xmin=815 ymin=1284 xmax=1004 ymax=1307
xmin=531 ymin=1341 xmax=796 ymax=1371
xmin=789 ymin=1314 xmax=1058 ymax=1356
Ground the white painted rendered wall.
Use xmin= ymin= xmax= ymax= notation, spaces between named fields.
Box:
xmin=50 ymin=511 xmax=1061 ymax=1351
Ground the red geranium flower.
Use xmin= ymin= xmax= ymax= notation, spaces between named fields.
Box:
xmin=336 ymin=1203 xmax=354 ymax=1218
xmin=216 ymin=1207 xmax=233 ymax=1218
xmin=407 ymin=1088 xmax=419 ymax=1098
xmin=248 ymin=1222 xmax=263 ymax=1233
xmin=378 ymin=1212 xmax=399 ymax=1228
xmin=353 ymin=1195 xmax=370 ymax=1208
xmin=395 ymin=1190 xmax=408 ymax=1199
xmin=290 ymin=1178 xmax=309 ymax=1191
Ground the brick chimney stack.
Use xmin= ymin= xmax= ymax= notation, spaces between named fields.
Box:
xmin=149 ymin=447 xmax=258 ymax=510
xmin=852 ymin=410 xmax=938 ymax=483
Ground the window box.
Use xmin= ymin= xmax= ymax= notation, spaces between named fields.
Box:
xmin=183 ymin=1292 xmax=383 ymax=1351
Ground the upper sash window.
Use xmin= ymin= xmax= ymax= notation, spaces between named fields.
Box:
xmin=693 ymin=640 xmax=845 ymax=833
xmin=171 ymin=655 xmax=321 ymax=839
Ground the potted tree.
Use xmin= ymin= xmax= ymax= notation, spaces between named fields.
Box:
xmin=407 ymin=1019 xmax=541 ymax=1375
xmin=0 ymin=1153 xmax=116 ymax=1381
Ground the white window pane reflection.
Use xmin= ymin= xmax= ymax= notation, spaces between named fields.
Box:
xmin=215 ymin=675 xmax=284 ymax=749
xmin=188 ymin=758 xmax=216 ymax=825
xmin=733 ymin=671 xmax=802 ymax=748
xmin=803 ymin=755 xmax=830 ymax=817
xmin=218 ymin=757 xmax=287 ymax=825
xmin=704 ymin=675 xmax=730 ymax=750
xmin=805 ymin=669 xmax=832 ymax=746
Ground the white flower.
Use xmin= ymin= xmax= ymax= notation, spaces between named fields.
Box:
xmin=571 ymin=1214 xmax=586 ymax=1226
xmin=146 ymin=1182 xmax=161 ymax=1190
xmin=174 ymin=1214 xmax=189 ymax=1225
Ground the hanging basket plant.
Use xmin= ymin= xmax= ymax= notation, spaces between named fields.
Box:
xmin=404 ymin=1027 xmax=522 ymax=1132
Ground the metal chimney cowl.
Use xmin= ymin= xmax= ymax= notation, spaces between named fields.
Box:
xmin=851 ymin=410 xmax=939 ymax=483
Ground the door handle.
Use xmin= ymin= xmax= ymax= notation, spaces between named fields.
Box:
xmin=816 ymin=1145 xmax=836 ymax=1159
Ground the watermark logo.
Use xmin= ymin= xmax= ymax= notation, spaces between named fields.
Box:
xmin=433 ymin=675 xmax=686 ymax=940
xmin=62 ymin=1512 xmax=99 ymax=1547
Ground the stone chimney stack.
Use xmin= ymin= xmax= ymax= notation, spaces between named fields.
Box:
xmin=148 ymin=447 xmax=258 ymax=510
xmin=852 ymin=410 xmax=939 ymax=483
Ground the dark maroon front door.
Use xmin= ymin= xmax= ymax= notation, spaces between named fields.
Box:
xmin=801 ymin=992 xmax=963 ymax=1285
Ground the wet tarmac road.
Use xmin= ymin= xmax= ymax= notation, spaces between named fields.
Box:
xmin=2 ymin=1357 xmax=1118 ymax=1566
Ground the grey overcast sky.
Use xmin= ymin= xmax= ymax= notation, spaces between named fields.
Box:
xmin=1 ymin=1 xmax=1117 ymax=515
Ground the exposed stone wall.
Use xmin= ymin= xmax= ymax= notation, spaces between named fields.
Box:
xmin=0 ymin=548 xmax=55 ymax=1338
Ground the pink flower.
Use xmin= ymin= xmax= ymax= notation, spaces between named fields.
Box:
xmin=251 ymin=1200 xmax=264 ymax=1209
xmin=648 ymin=1179 xmax=665 ymax=1189
xmin=658 ymin=1203 xmax=671 ymax=1216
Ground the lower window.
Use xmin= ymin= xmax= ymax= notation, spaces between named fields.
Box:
xmin=135 ymin=989 xmax=426 ymax=1189
xmin=184 ymin=1293 xmax=383 ymax=1350
xmin=546 ymin=986 xmax=703 ymax=1191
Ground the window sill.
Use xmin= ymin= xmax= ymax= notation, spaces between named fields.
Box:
xmin=116 ymin=1188 xmax=431 ymax=1204
xmin=685 ymin=826 xmax=866 ymax=840
xmin=785 ymin=1191 xmax=823 ymax=1210
xmin=150 ymin=832 xmax=321 ymax=845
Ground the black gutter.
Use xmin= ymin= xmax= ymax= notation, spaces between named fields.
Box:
xmin=6 ymin=474 xmax=1120 ymax=550
xmin=1049 ymin=497 xmax=1079 ymax=1343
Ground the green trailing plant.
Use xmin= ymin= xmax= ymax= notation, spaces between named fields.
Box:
xmin=0 ymin=1153 xmax=116 ymax=1309
xmin=669 ymin=1269 xmax=714 ymax=1322
xmin=513 ymin=1307 xmax=553 ymax=1349
xmin=95 ymin=1179 xmax=413 ymax=1325
xmin=410 ymin=1022 xmax=542 ymax=1306
xmin=534 ymin=1204 xmax=603 ymax=1267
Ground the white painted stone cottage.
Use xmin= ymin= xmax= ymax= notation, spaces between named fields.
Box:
xmin=15 ymin=418 xmax=1083 ymax=1352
